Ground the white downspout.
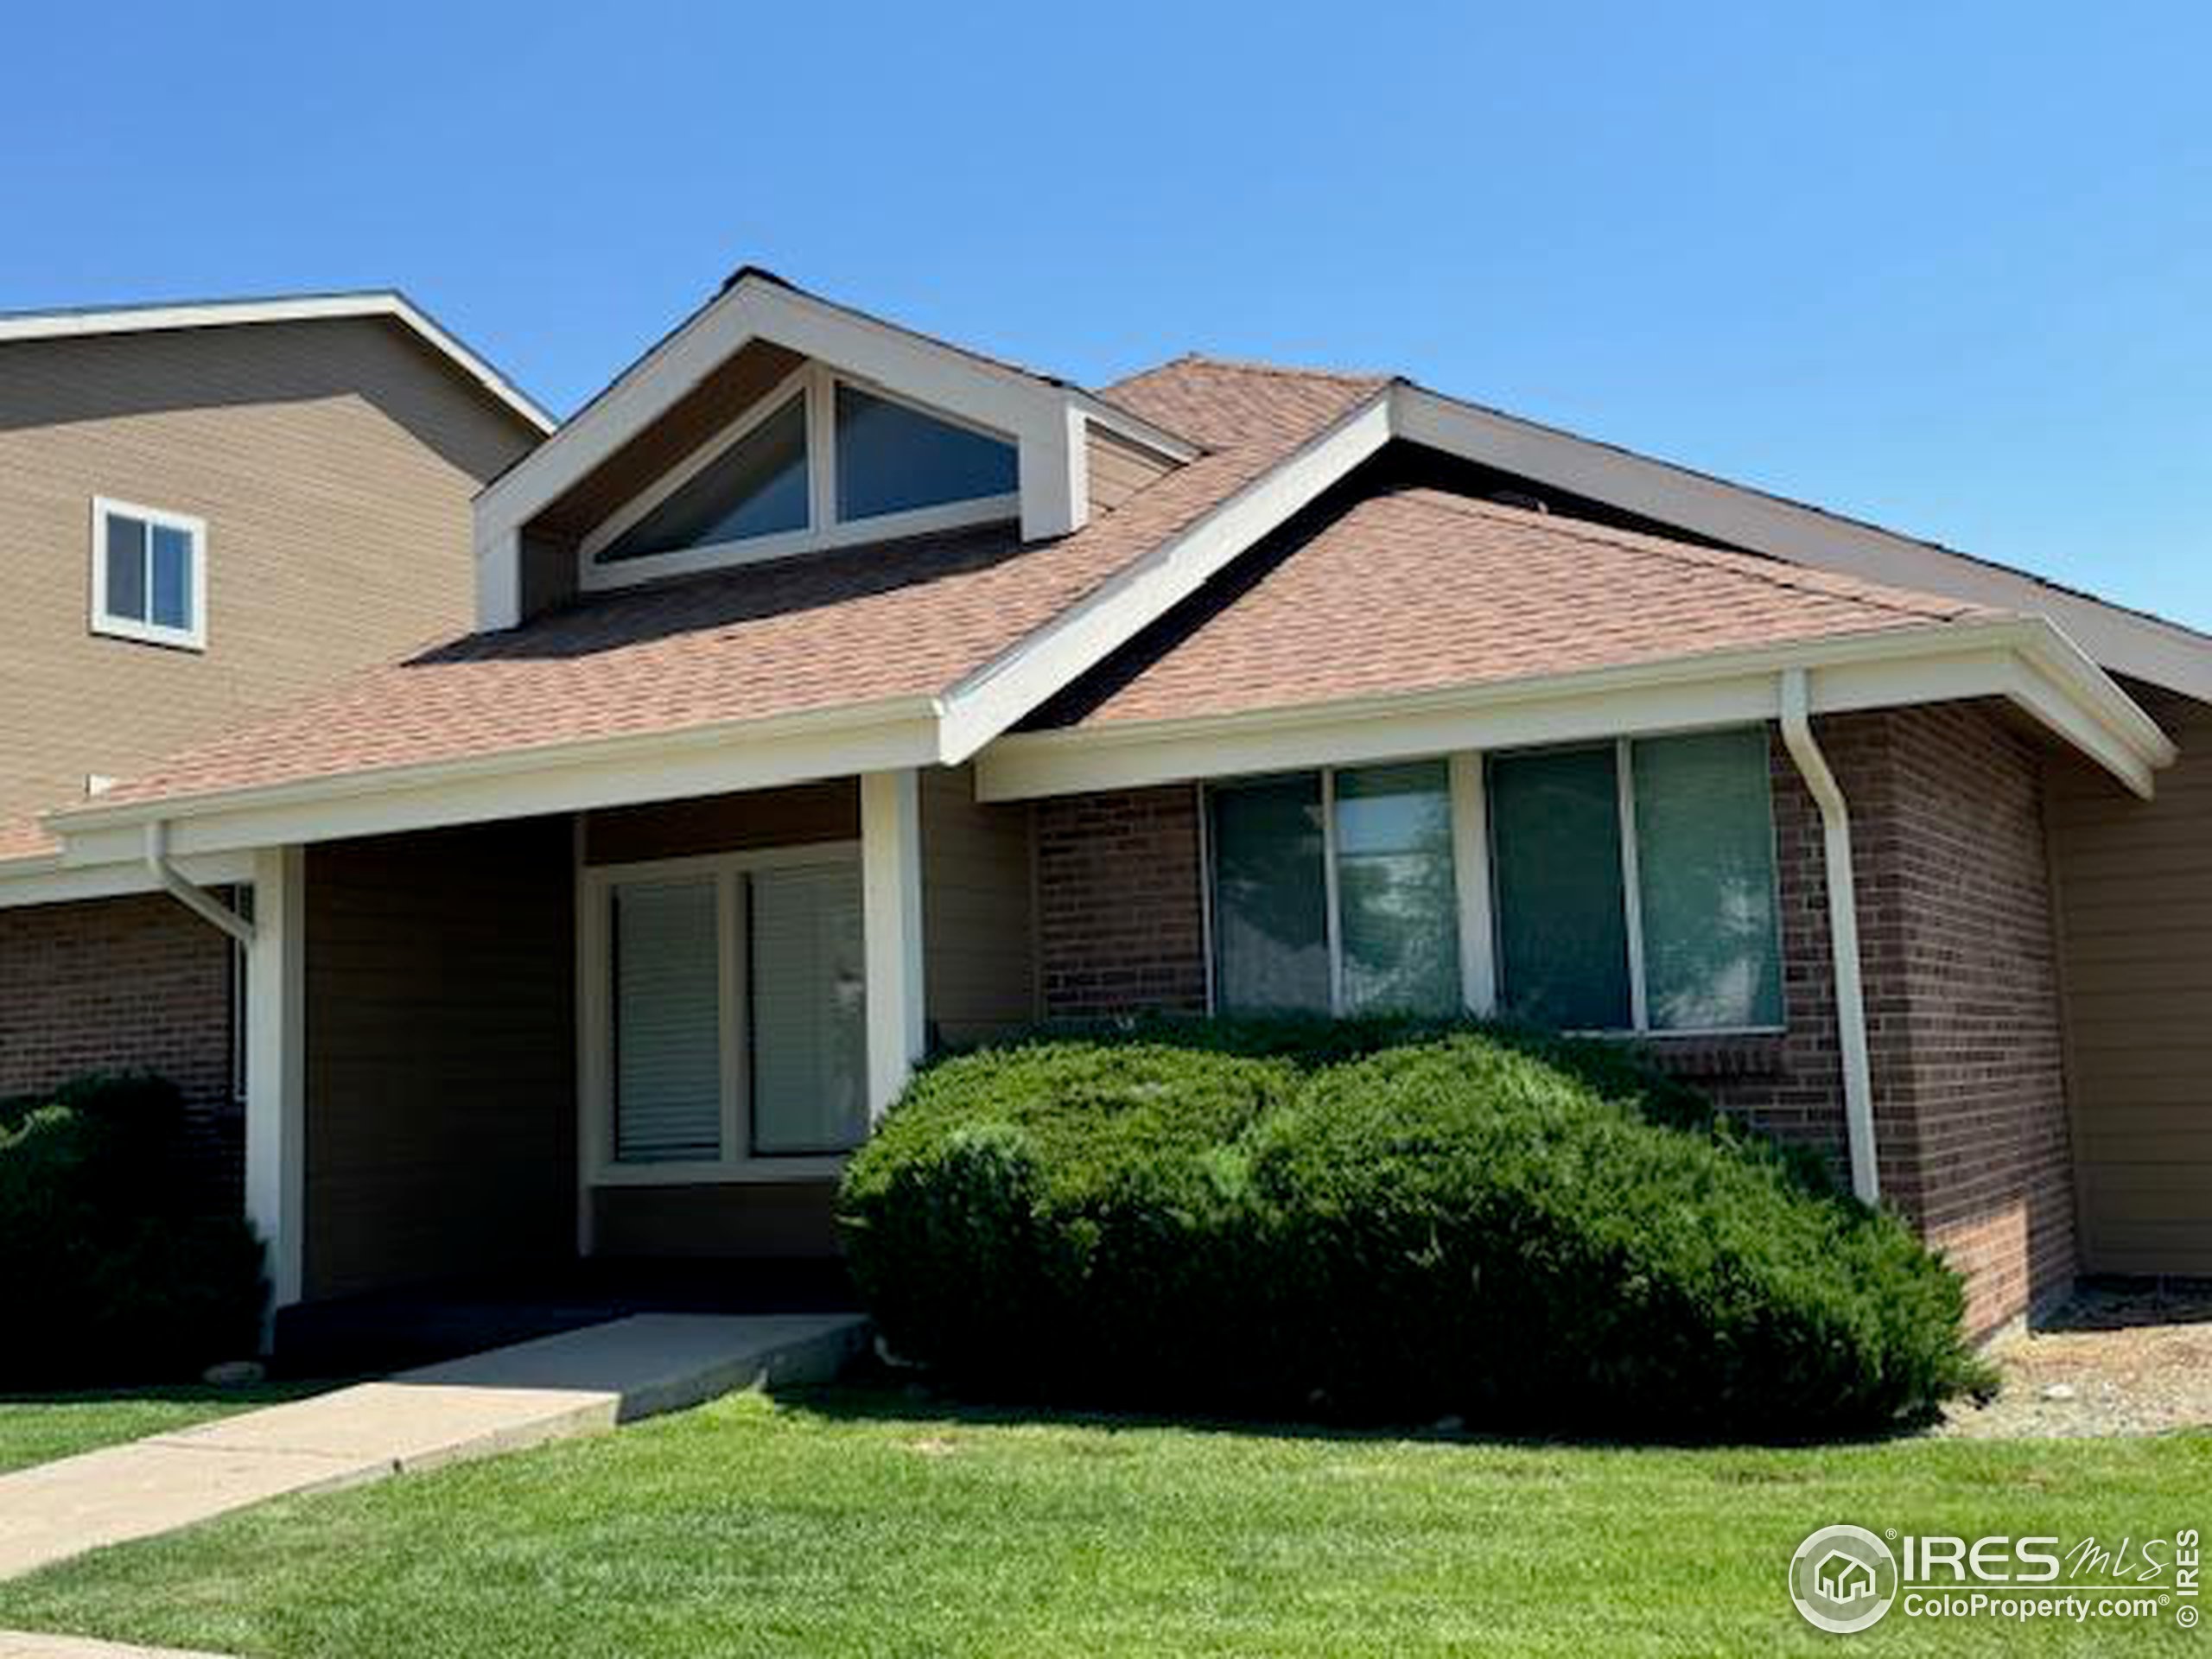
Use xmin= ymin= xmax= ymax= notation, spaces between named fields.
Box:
xmin=144 ymin=821 xmax=255 ymax=948
xmin=1777 ymin=669 xmax=1880 ymax=1206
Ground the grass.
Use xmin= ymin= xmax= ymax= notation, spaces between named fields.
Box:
xmin=0 ymin=1382 xmax=323 ymax=1474
xmin=0 ymin=1387 xmax=2204 ymax=1656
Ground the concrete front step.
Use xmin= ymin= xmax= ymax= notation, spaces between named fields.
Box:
xmin=0 ymin=1312 xmax=866 ymax=1581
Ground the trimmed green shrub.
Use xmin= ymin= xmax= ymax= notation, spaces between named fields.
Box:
xmin=840 ymin=1043 xmax=1296 ymax=1399
xmin=0 ymin=1074 xmax=267 ymax=1387
xmin=837 ymin=1027 xmax=1992 ymax=1438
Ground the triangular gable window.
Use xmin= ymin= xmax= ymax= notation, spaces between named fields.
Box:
xmin=587 ymin=365 xmax=1021 ymax=579
xmin=599 ymin=391 xmax=810 ymax=563
xmin=836 ymin=383 xmax=1017 ymax=522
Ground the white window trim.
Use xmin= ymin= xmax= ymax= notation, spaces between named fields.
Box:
xmin=1484 ymin=730 xmax=1788 ymax=1039
xmin=578 ymin=840 xmax=864 ymax=1187
xmin=90 ymin=497 xmax=207 ymax=651
xmin=576 ymin=362 xmax=1020 ymax=594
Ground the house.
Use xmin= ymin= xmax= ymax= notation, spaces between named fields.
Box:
xmin=0 ymin=293 xmax=552 ymax=1189
xmin=0 ymin=266 xmax=2204 ymax=1345
xmin=1815 ymin=1553 xmax=1877 ymax=1604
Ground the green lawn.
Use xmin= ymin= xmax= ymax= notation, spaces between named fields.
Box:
xmin=0 ymin=1382 xmax=321 ymax=1474
xmin=0 ymin=1388 xmax=2203 ymax=1657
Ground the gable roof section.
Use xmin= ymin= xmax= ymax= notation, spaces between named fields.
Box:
xmin=1038 ymin=487 xmax=2005 ymax=728
xmin=471 ymin=268 xmax=1198 ymax=627
xmin=0 ymin=290 xmax=554 ymax=434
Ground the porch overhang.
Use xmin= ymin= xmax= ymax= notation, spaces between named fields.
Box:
xmin=972 ymin=617 xmax=2176 ymax=804
xmin=35 ymin=696 xmax=945 ymax=873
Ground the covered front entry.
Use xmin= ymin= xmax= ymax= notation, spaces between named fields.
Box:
xmin=243 ymin=766 xmax=1034 ymax=1321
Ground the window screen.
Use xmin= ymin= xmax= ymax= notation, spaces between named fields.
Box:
xmin=1631 ymin=728 xmax=1783 ymax=1030
xmin=1209 ymin=776 xmax=1330 ymax=1015
xmin=1334 ymin=762 xmax=1460 ymax=1014
xmin=1489 ymin=747 xmax=1633 ymax=1030
xmin=749 ymin=862 xmax=868 ymax=1155
xmin=613 ymin=878 xmax=723 ymax=1162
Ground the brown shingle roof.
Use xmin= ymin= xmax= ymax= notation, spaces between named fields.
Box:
xmin=1042 ymin=486 xmax=2011 ymax=729
xmin=79 ymin=361 xmax=1382 ymax=816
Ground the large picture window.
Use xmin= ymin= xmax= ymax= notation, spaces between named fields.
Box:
xmin=1489 ymin=728 xmax=1783 ymax=1033
xmin=1201 ymin=728 xmax=1783 ymax=1037
xmin=587 ymin=845 xmax=868 ymax=1179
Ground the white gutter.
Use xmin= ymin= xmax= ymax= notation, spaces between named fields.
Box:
xmin=144 ymin=822 xmax=255 ymax=948
xmin=1777 ymin=667 xmax=1878 ymax=1205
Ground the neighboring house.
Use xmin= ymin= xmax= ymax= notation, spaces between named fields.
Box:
xmin=1 ymin=267 xmax=2206 ymax=1345
xmin=0 ymin=294 xmax=551 ymax=1184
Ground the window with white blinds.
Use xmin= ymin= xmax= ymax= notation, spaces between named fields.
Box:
xmin=593 ymin=847 xmax=868 ymax=1177
xmin=750 ymin=863 xmax=868 ymax=1155
xmin=612 ymin=877 xmax=725 ymax=1163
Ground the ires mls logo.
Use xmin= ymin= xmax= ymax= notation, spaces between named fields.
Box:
xmin=1789 ymin=1526 xmax=1899 ymax=1633
xmin=1792 ymin=1524 xmax=2203 ymax=1633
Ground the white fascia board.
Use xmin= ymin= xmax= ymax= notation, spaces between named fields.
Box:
xmin=0 ymin=291 xmax=552 ymax=433
xmin=48 ymin=700 xmax=944 ymax=865
xmin=973 ymin=620 xmax=2170 ymax=803
xmin=476 ymin=277 xmax=1096 ymax=569
xmin=1392 ymin=383 xmax=2212 ymax=703
xmin=938 ymin=391 xmax=1395 ymax=760
xmin=0 ymin=849 xmax=253 ymax=912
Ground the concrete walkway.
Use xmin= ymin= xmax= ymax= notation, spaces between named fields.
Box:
xmin=0 ymin=1312 xmax=865 ymax=1582
xmin=0 ymin=1635 xmax=236 ymax=1658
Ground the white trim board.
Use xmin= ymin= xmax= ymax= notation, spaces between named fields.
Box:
xmin=1389 ymin=383 xmax=2212 ymax=703
xmin=0 ymin=290 xmax=553 ymax=433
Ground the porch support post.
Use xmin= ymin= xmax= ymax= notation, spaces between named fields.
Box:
xmin=245 ymin=843 xmax=307 ymax=1331
xmin=861 ymin=769 xmax=925 ymax=1116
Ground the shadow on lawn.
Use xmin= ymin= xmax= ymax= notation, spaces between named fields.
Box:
xmin=766 ymin=1360 xmax=1943 ymax=1453
xmin=0 ymin=1379 xmax=332 ymax=1410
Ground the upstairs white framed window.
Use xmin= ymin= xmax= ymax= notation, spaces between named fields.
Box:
xmin=92 ymin=498 xmax=206 ymax=650
xmin=580 ymin=362 xmax=1020 ymax=590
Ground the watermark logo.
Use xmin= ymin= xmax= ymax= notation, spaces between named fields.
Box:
xmin=1789 ymin=1525 xmax=1900 ymax=1633
xmin=1790 ymin=1523 xmax=2200 ymax=1632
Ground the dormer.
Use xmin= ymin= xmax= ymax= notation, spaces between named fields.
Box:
xmin=473 ymin=269 xmax=1192 ymax=628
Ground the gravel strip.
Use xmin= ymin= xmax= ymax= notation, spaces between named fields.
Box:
xmin=1937 ymin=1281 xmax=2212 ymax=1439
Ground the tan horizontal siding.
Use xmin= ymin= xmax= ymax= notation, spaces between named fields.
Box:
xmin=921 ymin=764 xmax=1037 ymax=1047
xmin=0 ymin=318 xmax=537 ymax=826
xmin=1085 ymin=423 xmax=1179 ymax=514
xmin=303 ymin=817 xmax=576 ymax=1300
xmin=2049 ymin=683 xmax=2212 ymax=1276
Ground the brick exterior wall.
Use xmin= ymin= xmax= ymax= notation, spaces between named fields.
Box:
xmin=0 ymin=893 xmax=236 ymax=1207
xmin=1859 ymin=703 xmax=2077 ymax=1337
xmin=1031 ymin=704 xmax=2078 ymax=1338
xmin=1036 ymin=785 xmax=1208 ymax=1019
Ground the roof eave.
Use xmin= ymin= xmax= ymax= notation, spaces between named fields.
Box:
xmin=972 ymin=617 xmax=2171 ymax=804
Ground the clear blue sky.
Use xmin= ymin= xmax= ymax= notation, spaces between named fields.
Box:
xmin=8 ymin=3 xmax=2209 ymax=626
